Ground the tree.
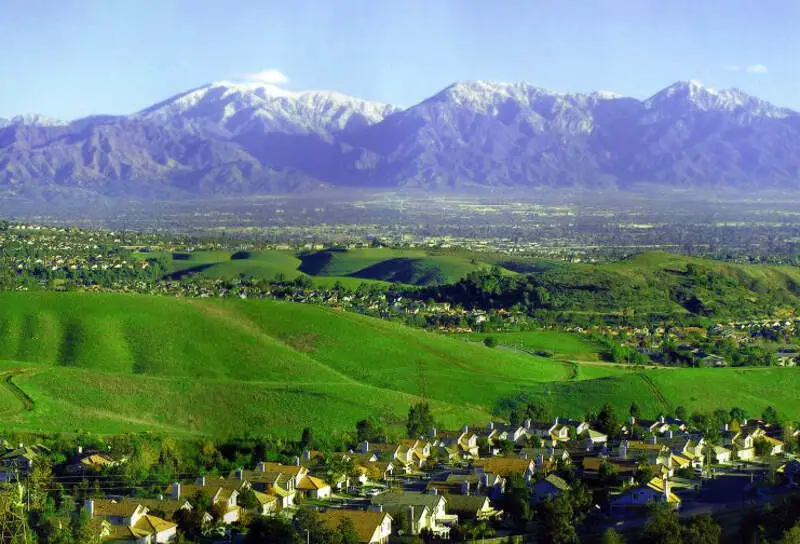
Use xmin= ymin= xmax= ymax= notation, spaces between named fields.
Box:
xmin=539 ymin=494 xmax=578 ymax=544
xmin=780 ymin=525 xmax=800 ymax=544
xmin=674 ymin=406 xmax=687 ymax=421
xmin=355 ymin=418 xmax=386 ymax=443
xmin=483 ymin=336 xmax=497 ymax=348
xmin=245 ymin=515 xmax=299 ymax=544
xmin=763 ymin=406 xmax=780 ymax=425
xmin=682 ymin=514 xmax=721 ymax=544
xmin=293 ymin=508 xmax=330 ymax=544
xmin=337 ymin=518 xmax=360 ymax=544
xmin=629 ymin=402 xmax=641 ymax=419
xmin=595 ymin=403 xmax=621 ymax=438
xmin=406 ymin=402 xmax=435 ymax=438
xmin=599 ymin=460 xmax=618 ymax=484
xmin=729 ymin=407 xmax=747 ymax=423
xmin=503 ymin=474 xmax=533 ymax=529
xmin=301 ymin=427 xmax=315 ymax=449
xmin=600 ymin=528 xmax=626 ymax=544
xmin=642 ymin=504 xmax=682 ymax=544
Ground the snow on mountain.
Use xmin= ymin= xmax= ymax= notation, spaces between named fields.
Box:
xmin=0 ymin=114 xmax=67 ymax=127
xmin=644 ymin=80 xmax=791 ymax=118
xmin=135 ymin=81 xmax=399 ymax=136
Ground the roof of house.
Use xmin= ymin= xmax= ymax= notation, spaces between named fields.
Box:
xmin=133 ymin=514 xmax=177 ymax=535
xmin=474 ymin=457 xmax=533 ymax=477
xmin=297 ymin=475 xmax=330 ymax=491
xmin=319 ymin=509 xmax=390 ymax=543
xmin=90 ymin=499 xmax=141 ymax=518
xmin=104 ymin=525 xmax=151 ymax=541
xmin=646 ymin=478 xmax=681 ymax=504
xmin=539 ymin=474 xmax=571 ymax=492
xmin=445 ymin=494 xmax=489 ymax=514
xmin=252 ymin=490 xmax=278 ymax=506
xmin=257 ymin=462 xmax=304 ymax=477
xmin=370 ymin=491 xmax=443 ymax=512
xmin=120 ymin=498 xmax=188 ymax=519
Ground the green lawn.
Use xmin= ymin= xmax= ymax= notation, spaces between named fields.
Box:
xmin=464 ymin=330 xmax=605 ymax=361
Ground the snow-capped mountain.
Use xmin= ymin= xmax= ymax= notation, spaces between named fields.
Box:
xmin=1 ymin=79 xmax=799 ymax=196
xmin=0 ymin=114 xmax=67 ymax=128
xmin=135 ymin=81 xmax=399 ymax=137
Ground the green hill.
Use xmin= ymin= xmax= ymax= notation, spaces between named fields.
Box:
xmin=0 ymin=292 xmax=796 ymax=438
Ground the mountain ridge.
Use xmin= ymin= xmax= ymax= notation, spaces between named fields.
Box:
xmin=2 ymin=79 xmax=799 ymax=197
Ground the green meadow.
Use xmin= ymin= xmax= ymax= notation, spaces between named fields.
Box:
xmin=0 ymin=292 xmax=796 ymax=437
xmin=159 ymin=247 xmax=512 ymax=287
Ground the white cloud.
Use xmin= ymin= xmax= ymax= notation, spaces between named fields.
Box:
xmin=727 ymin=64 xmax=768 ymax=74
xmin=243 ymin=69 xmax=289 ymax=85
xmin=745 ymin=64 xmax=768 ymax=74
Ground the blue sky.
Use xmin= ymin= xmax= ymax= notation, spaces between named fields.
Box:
xmin=2 ymin=0 xmax=799 ymax=119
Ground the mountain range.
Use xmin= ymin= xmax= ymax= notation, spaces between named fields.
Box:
xmin=2 ymin=79 xmax=800 ymax=197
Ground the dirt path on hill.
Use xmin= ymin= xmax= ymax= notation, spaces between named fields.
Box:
xmin=0 ymin=370 xmax=35 ymax=413
xmin=638 ymin=373 xmax=670 ymax=410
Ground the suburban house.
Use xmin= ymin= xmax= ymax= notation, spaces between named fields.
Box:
xmin=319 ymin=509 xmax=392 ymax=544
xmin=609 ymin=477 xmax=681 ymax=516
xmin=533 ymin=474 xmax=571 ymax=502
xmin=430 ymin=427 xmax=480 ymax=459
xmin=165 ymin=479 xmax=242 ymax=524
xmin=732 ymin=432 xmax=756 ymax=461
xmin=370 ymin=491 xmax=455 ymax=537
xmin=582 ymin=457 xmax=637 ymax=485
xmin=297 ymin=474 xmax=332 ymax=499
xmin=65 ymin=449 xmax=122 ymax=474
xmin=84 ymin=499 xmax=177 ymax=543
xmin=473 ymin=457 xmax=535 ymax=483
xmin=0 ymin=445 xmax=45 ymax=482
xmin=712 ymin=445 xmax=732 ymax=464
xmin=444 ymin=494 xmax=500 ymax=521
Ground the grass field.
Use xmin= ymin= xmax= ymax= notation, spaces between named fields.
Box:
xmin=158 ymin=247 xmax=512 ymax=287
xmin=464 ymin=330 xmax=606 ymax=361
xmin=0 ymin=292 xmax=796 ymax=437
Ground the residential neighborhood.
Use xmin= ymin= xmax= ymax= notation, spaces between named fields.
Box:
xmin=1 ymin=407 xmax=797 ymax=543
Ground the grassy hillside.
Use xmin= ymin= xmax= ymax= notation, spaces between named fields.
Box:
xmin=298 ymin=248 xmax=504 ymax=285
xmin=0 ymin=292 xmax=796 ymax=437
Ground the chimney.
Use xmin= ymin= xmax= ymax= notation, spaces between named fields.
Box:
xmin=235 ymin=468 xmax=243 ymax=480
xmin=488 ymin=421 xmax=494 ymax=430
xmin=630 ymin=415 xmax=636 ymax=425
xmin=668 ymin=430 xmax=674 ymax=439
xmin=158 ymin=494 xmax=164 ymax=501
xmin=361 ymin=441 xmax=369 ymax=454
xmin=257 ymin=461 xmax=267 ymax=472
xmin=171 ymin=483 xmax=181 ymax=500
xmin=461 ymin=481 xmax=470 ymax=495
xmin=659 ymin=415 xmax=665 ymax=424
xmin=723 ymin=423 xmax=729 ymax=432
xmin=77 ymin=445 xmax=83 ymax=455
xmin=462 ymin=425 xmax=469 ymax=433
xmin=407 ymin=506 xmax=416 ymax=534
xmin=553 ymin=417 xmax=559 ymax=425
xmin=524 ymin=419 xmax=532 ymax=430
xmin=537 ymin=453 xmax=545 ymax=467
xmin=619 ymin=442 xmax=628 ymax=460
xmin=303 ymin=450 xmax=311 ymax=461
xmin=427 ymin=487 xmax=438 ymax=495
xmin=376 ymin=504 xmax=383 ymax=512
xmin=85 ymin=499 xmax=94 ymax=518
xmin=429 ymin=427 xmax=437 ymax=438
xmin=662 ymin=476 xmax=670 ymax=501
xmin=651 ymin=435 xmax=658 ymax=444
xmin=294 ymin=456 xmax=301 ymax=466
xmin=196 ymin=476 xmax=205 ymax=486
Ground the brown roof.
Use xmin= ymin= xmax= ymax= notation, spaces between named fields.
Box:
xmin=257 ymin=462 xmax=304 ymax=477
xmin=319 ymin=509 xmax=390 ymax=543
xmin=474 ymin=457 xmax=533 ymax=477
xmin=91 ymin=499 xmax=141 ymax=518
xmin=121 ymin=498 xmax=188 ymax=519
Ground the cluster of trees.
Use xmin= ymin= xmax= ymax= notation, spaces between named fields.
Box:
xmin=245 ymin=510 xmax=359 ymax=544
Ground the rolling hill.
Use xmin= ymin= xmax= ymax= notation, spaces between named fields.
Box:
xmin=0 ymin=292 xmax=796 ymax=437
xmin=162 ymin=247 xmax=509 ymax=286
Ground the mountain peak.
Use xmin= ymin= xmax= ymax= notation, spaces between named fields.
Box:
xmin=0 ymin=113 xmax=67 ymax=127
